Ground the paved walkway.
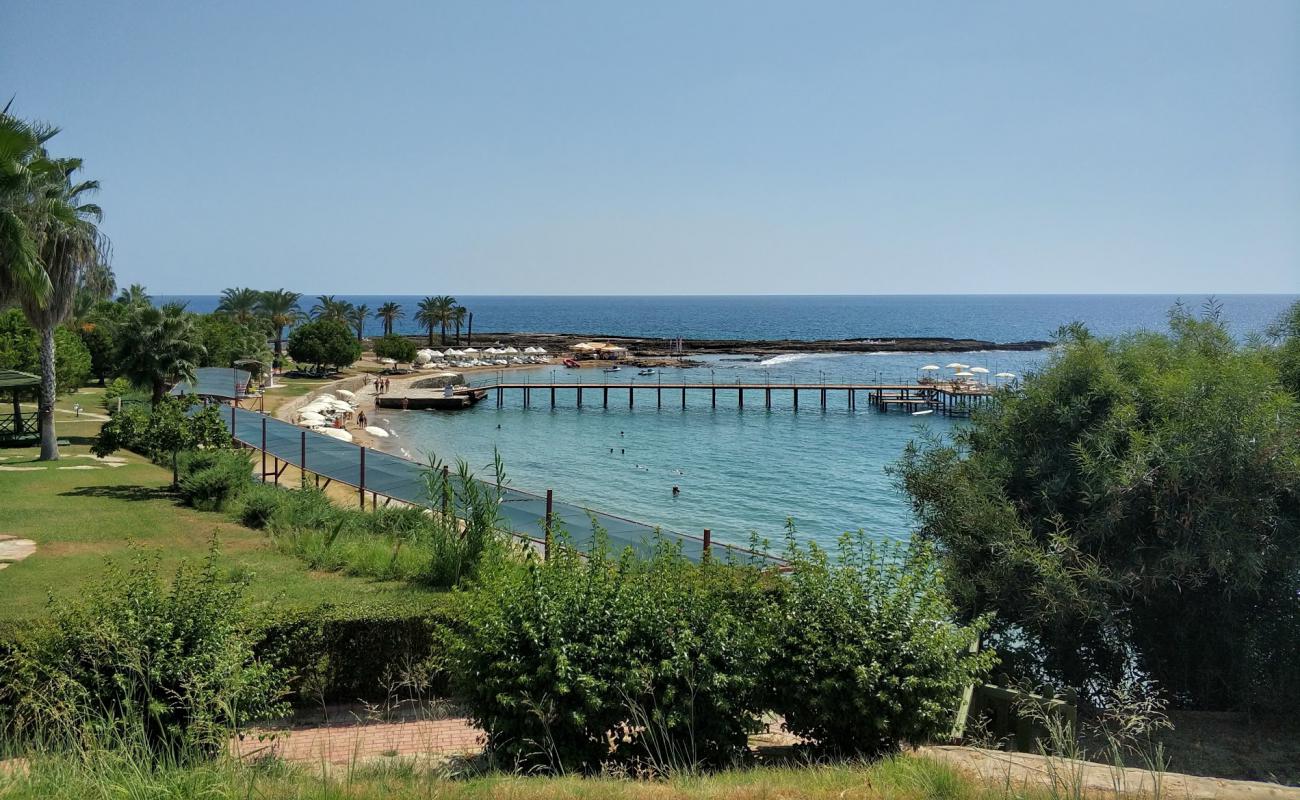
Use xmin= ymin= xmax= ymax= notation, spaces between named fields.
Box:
xmin=231 ymin=705 xmax=483 ymax=765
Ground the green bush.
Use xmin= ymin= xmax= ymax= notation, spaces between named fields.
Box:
xmin=232 ymin=482 xmax=283 ymax=529
xmin=373 ymin=334 xmax=418 ymax=364
xmin=178 ymin=450 xmax=252 ymax=511
xmin=451 ymin=536 xmax=774 ymax=774
xmin=253 ymin=600 xmax=453 ymax=705
xmin=0 ymin=545 xmax=286 ymax=759
xmin=768 ymin=534 xmax=994 ymax=757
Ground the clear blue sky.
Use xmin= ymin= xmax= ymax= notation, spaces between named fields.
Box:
xmin=4 ymin=1 xmax=1297 ymax=295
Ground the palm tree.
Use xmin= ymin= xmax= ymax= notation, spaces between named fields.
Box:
xmin=347 ymin=303 xmax=371 ymax=342
xmin=115 ymin=283 xmax=150 ymax=307
xmin=466 ymin=310 xmax=473 ymax=345
xmin=310 ymin=295 xmax=351 ymax=323
xmin=428 ymin=295 xmax=457 ymax=344
xmin=256 ymin=289 xmax=301 ymax=357
xmin=451 ymin=305 xmax=467 ymax=345
xmin=0 ymin=111 xmax=109 ymax=460
xmin=414 ymin=296 xmax=441 ymax=346
xmin=0 ymin=109 xmax=54 ymax=305
xmin=117 ymin=304 xmax=205 ymax=406
xmin=375 ymin=301 xmax=403 ymax=337
xmin=216 ymin=286 xmax=261 ymax=324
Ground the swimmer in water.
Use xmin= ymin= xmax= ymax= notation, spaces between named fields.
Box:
xmin=672 ymin=485 xmax=680 ymax=496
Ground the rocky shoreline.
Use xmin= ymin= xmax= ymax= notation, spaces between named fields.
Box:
xmin=396 ymin=331 xmax=1053 ymax=356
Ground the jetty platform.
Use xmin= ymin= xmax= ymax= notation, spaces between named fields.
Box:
xmin=477 ymin=381 xmax=994 ymax=416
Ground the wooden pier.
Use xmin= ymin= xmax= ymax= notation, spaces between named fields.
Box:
xmin=479 ymin=381 xmax=992 ymax=416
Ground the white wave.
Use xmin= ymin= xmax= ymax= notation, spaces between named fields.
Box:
xmin=755 ymin=352 xmax=845 ymax=367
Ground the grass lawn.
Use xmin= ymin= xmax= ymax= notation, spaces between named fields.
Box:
xmin=0 ymin=435 xmax=443 ymax=623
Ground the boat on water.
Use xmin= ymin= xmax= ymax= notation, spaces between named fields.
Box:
xmin=563 ymin=358 xmax=580 ymax=368
xmin=603 ymin=366 xmax=622 ymax=373
xmin=638 ymin=368 xmax=656 ymax=376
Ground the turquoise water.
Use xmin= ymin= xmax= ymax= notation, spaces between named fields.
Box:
xmin=377 ymin=349 xmax=1051 ymax=551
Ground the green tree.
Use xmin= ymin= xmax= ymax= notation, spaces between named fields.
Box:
xmin=93 ymin=395 xmax=230 ymax=485
xmin=414 ymin=296 xmax=442 ymax=346
xmin=0 ymin=308 xmax=91 ymax=395
xmin=76 ymin=320 xmax=116 ymax=386
xmin=372 ymin=334 xmax=417 ymax=364
xmin=215 ymin=286 xmax=262 ymax=325
xmin=309 ymin=294 xmax=350 ymax=323
xmin=193 ymin=314 xmax=272 ymax=372
xmin=255 ymin=288 xmax=301 ymax=358
xmin=346 ymin=302 xmax=370 ymax=342
xmin=451 ymin=305 xmax=467 ymax=344
xmin=116 ymin=304 xmax=206 ymax=405
xmin=0 ymin=110 xmax=54 ymax=303
xmin=895 ymin=306 xmax=1300 ymax=709
xmin=1266 ymin=300 xmax=1300 ymax=398
xmin=0 ymin=110 xmax=108 ymax=460
xmin=375 ymin=301 xmax=403 ymax=336
xmin=115 ymin=283 xmax=150 ymax=307
xmin=286 ymin=318 xmax=360 ymax=372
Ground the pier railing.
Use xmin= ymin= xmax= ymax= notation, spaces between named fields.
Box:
xmin=221 ymin=405 xmax=781 ymax=566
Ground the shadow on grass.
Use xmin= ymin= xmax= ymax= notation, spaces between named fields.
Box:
xmin=60 ymin=484 xmax=178 ymax=503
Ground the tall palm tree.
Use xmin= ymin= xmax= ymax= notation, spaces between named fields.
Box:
xmin=346 ymin=303 xmax=371 ymax=342
xmin=256 ymin=288 xmax=301 ymax=357
xmin=117 ymin=304 xmax=205 ymax=406
xmin=310 ymin=295 xmax=351 ymax=323
xmin=0 ymin=111 xmax=109 ymax=460
xmin=414 ymin=296 xmax=441 ymax=346
xmin=429 ymin=295 xmax=457 ymax=344
xmin=0 ymin=109 xmax=54 ymax=305
xmin=216 ymin=286 xmax=261 ymax=324
xmin=375 ymin=301 xmax=403 ymax=337
xmin=451 ymin=305 xmax=467 ymax=345
xmin=115 ymin=283 xmax=150 ymax=307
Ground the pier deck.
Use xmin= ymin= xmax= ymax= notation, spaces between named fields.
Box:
xmin=473 ymin=381 xmax=993 ymax=416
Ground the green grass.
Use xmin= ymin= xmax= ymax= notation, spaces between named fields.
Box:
xmin=0 ymin=751 xmax=1021 ymax=800
xmin=0 ymin=440 xmax=443 ymax=623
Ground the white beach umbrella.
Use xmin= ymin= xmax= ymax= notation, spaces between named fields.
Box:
xmin=298 ymin=420 xmax=325 ymax=429
xmin=445 ymin=349 xmax=463 ymax=356
xmin=318 ymin=428 xmax=353 ymax=442
xmin=484 ymin=347 xmax=501 ymax=354
xmin=462 ymin=347 xmax=479 ymax=354
xmin=364 ymin=426 xmax=390 ymax=438
xmin=503 ymin=346 xmax=519 ymax=354
xmin=954 ymin=371 xmax=975 ymax=377
xmin=299 ymin=402 xmax=330 ymax=414
xmin=327 ymin=400 xmax=354 ymax=412
xmin=335 ymin=388 xmax=356 ymax=400
xmin=315 ymin=393 xmax=336 ymax=401
xmin=523 ymin=346 xmax=538 ymax=353
xmin=535 ymin=347 xmax=547 ymax=354
xmin=995 ymin=372 xmax=1016 ymax=378
xmin=969 ymin=367 xmax=990 ymax=374
xmin=427 ymin=350 xmax=444 ymax=358
xmin=379 ymin=357 xmax=397 ymax=365
xmin=944 ymin=362 xmax=965 ymax=369
xmin=920 ymin=365 xmax=940 ymax=372
xmin=298 ymin=411 xmax=326 ymax=423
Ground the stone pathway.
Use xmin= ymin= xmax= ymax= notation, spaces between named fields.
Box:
xmin=0 ymin=535 xmax=36 ymax=571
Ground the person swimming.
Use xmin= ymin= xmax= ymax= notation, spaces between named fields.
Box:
xmin=671 ymin=485 xmax=681 ymax=496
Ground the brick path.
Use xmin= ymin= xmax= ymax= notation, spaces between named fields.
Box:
xmin=231 ymin=705 xmax=484 ymax=765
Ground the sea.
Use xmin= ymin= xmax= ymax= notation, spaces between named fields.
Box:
xmin=163 ymin=294 xmax=1296 ymax=552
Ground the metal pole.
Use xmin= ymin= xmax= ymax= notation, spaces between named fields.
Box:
xmin=702 ymin=528 xmax=712 ymax=563
xmin=230 ymin=403 xmax=237 ymax=446
xmin=300 ymin=430 xmax=307 ymax=488
xmin=359 ymin=447 xmax=366 ymax=507
xmin=261 ymin=416 xmax=267 ymax=479
xmin=544 ymin=489 xmax=554 ymax=560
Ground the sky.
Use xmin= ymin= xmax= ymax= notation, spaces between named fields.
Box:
xmin=3 ymin=1 xmax=1298 ymax=295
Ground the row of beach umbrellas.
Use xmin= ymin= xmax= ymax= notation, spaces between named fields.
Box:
xmin=919 ymin=364 xmax=1016 ymax=380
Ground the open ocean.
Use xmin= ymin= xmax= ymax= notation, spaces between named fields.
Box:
xmin=167 ymin=294 xmax=1296 ymax=551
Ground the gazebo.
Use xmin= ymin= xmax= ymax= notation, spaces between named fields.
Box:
xmin=0 ymin=369 xmax=40 ymax=444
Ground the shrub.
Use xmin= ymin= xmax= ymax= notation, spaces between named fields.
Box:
xmin=232 ymin=482 xmax=283 ymax=529
xmin=373 ymin=334 xmax=418 ymax=364
xmin=93 ymin=395 xmax=231 ymax=485
xmin=178 ymin=450 xmax=253 ymax=511
xmin=286 ymin=319 xmax=360 ymax=372
xmin=450 ymin=535 xmax=775 ymax=774
xmin=253 ymin=600 xmax=453 ymax=704
xmin=0 ymin=544 xmax=286 ymax=759
xmin=768 ymin=534 xmax=995 ymax=757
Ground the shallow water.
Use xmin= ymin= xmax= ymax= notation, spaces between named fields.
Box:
xmin=377 ymin=350 xmax=1050 ymax=551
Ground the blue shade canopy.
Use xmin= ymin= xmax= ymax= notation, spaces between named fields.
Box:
xmin=170 ymin=367 xmax=254 ymax=400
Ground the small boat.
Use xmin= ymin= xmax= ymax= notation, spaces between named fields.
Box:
xmin=638 ymin=368 xmax=656 ymax=376
xmin=603 ymin=366 xmax=622 ymax=373
xmin=563 ymin=358 xmax=580 ymax=368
